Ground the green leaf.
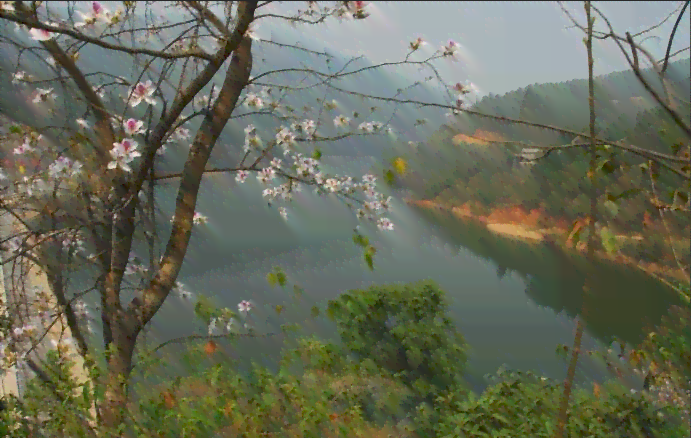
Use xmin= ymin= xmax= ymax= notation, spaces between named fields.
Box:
xmin=280 ymin=323 xmax=301 ymax=334
xmin=597 ymin=158 xmax=616 ymax=175
xmin=364 ymin=252 xmax=374 ymax=271
xmin=352 ymin=233 xmax=369 ymax=248
xmin=603 ymin=200 xmax=619 ymax=217
xmin=599 ymin=227 xmax=619 ymax=254
xmin=406 ymin=348 xmax=423 ymax=368
xmin=267 ymin=267 xmax=286 ymax=287
xmin=671 ymin=189 xmax=689 ymax=208
xmin=384 ymin=169 xmax=395 ymax=185
xmin=492 ymin=413 xmax=511 ymax=425
xmin=82 ymin=384 xmax=91 ymax=408
xmin=391 ymin=157 xmax=408 ymax=175
xmin=276 ymin=271 xmax=287 ymax=287
xmin=326 ymin=305 xmax=337 ymax=322
xmin=615 ymin=188 xmax=642 ymax=201
xmin=311 ymin=148 xmax=322 ymax=160
xmin=607 ymin=188 xmax=642 ymax=203
xmin=556 ymin=344 xmax=569 ymax=358
xmin=194 ymin=295 xmax=216 ymax=325
xmin=275 ymin=305 xmax=284 ymax=315
xmin=363 ymin=245 xmax=377 ymax=270
xmin=670 ymin=141 xmax=684 ymax=156
xmin=9 ymin=125 xmax=22 ymax=134
xmin=567 ymin=220 xmax=584 ymax=247
xmin=311 ymin=306 xmax=320 ymax=318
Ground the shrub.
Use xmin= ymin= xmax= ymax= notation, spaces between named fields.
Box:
xmin=435 ymin=369 xmax=688 ymax=438
xmin=327 ymin=280 xmax=468 ymax=402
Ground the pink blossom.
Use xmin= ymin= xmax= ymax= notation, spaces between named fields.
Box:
xmin=238 ymin=300 xmax=253 ymax=313
xmin=453 ymin=82 xmax=470 ymax=95
xmin=127 ymin=80 xmax=156 ymax=107
xmin=193 ymin=212 xmax=208 ymax=225
xmin=29 ymin=26 xmax=56 ymax=41
xmin=410 ymin=37 xmax=426 ymax=51
xmin=108 ymin=138 xmax=141 ymax=172
xmin=236 ymin=170 xmax=249 ymax=183
xmin=92 ymin=1 xmax=106 ymax=16
xmin=442 ymin=40 xmax=460 ymax=59
xmin=123 ymin=118 xmax=145 ymax=136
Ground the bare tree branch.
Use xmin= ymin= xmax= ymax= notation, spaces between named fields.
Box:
xmin=129 ymin=10 xmax=256 ymax=336
xmin=591 ymin=5 xmax=691 ymax=140
xmin=631 ymin=1 xmax=686 ymax=38
xmin=661 ymin=1 xmax=689 ymax=75
xmin=0 ymin=10 xmax=215 ymax=60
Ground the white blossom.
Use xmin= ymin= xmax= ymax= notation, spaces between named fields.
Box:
xmin=333 ymin=115 xmax=350 ymax=127
xmin=193 ymin=212 xmax=208 ymax=225
xmin=123 ymin=118 xmax=145 ymax=136
xmin=108 ymin=138 xmax=141 ymax=172
xmin=377 ymin=217 xmax=394 ymax=231
xmin=29 ymin=25 xmax=56 ymax=41
xmin=236 ymin=170 xmax=249 ymax=183
xmin=245 ymin=93 xmax=263 ymax=109
xmin=76 ymin=118 xmax=90 ymax=130
xmin=32 ymin=88 xmax=55 ymax=104
xmin=238 ymin=300 xmax=253 ymax=313
xmin=11 ymin=71 xmax=26 ymax=84
xmin=257 ymin=167 xmax=276 ymax=184
xmin=126 ymin=80 xmax=156 ymax=107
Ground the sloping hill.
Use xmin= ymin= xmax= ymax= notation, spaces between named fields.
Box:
xmin=399 ymin=58 xmax=690 ymax=274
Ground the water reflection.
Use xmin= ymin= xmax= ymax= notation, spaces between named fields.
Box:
xmin=417 ymin=207 xmax=683 ymax=349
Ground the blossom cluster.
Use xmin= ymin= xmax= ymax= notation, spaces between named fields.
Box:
xmin=234 ymin=123 xmax=394 ymax=228
xmin=0 ymin=1 xmax=414 ymax=378
xmin=207 ymin=300 xmax=254 ymax=335
xmin=8 ymin=1 xmax=124 ymax=42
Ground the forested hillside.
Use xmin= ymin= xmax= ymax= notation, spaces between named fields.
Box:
xmin=400 ymin=58 xmax=690 ymax=276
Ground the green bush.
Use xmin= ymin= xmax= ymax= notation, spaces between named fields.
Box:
xmin=435 ymin=369 xmax=687 ymax=438
xmin=3 ymin=280 xmax=689 ymax=438
xmin=327 ymin=280 xmax=468 ymax=402
xmin=131 ymin=337 xmax=417 ymax=438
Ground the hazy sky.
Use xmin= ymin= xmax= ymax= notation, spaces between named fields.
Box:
xmin=47 ymin=2 xmax=691 ymax=98
xmin=263 ymin=1 xmax=690 ymax=96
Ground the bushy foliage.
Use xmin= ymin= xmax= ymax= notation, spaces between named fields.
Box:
xmin=327 ymin=280 xmax=468 ymax=403
xmin=2 ymin=280 xmax=689 ymax=437
xmin=131 ymin=340 xmax=415 ymax=437
xmin=435 ymin=369 xmax=688 ymax=437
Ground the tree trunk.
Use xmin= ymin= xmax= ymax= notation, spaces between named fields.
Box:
xmin=96 ymin=26 xmax=255 ymax=437
xmin=100 ymin=329 xmax=136 ymax=437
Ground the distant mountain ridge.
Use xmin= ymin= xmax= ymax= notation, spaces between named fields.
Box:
xmin=438 ymin=57 xmax=690 ymax=147
xmin=398 ymin=57 xmax=690 ymax=219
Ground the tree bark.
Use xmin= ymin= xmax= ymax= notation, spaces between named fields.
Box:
xmin=98 ymin=9 xmax=255 ymax=434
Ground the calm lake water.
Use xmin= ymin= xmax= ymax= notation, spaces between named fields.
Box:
xmin=141 ymin=184 xmax=682 ymax=393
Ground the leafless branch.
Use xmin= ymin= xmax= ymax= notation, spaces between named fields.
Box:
xmin=0 ymin=11 xmax=214 ymax=60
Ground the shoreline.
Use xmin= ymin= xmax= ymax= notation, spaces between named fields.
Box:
xmin=404 ymin=198 xmax=688 ymax=283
